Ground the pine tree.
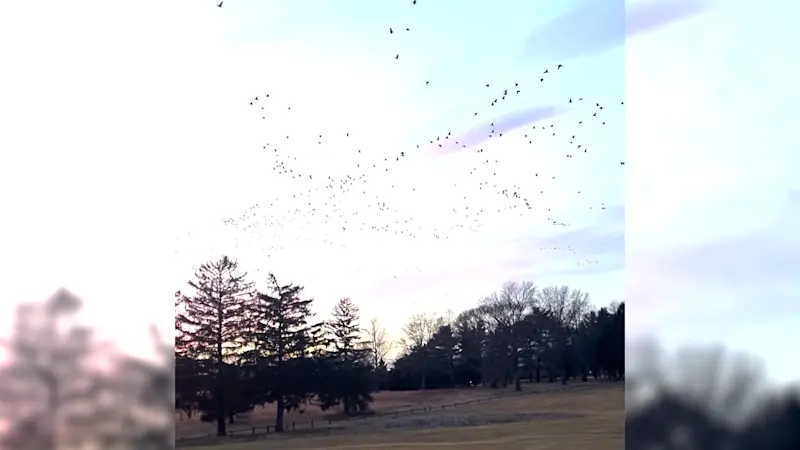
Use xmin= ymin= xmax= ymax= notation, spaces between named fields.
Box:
xmin=175 ymin=255 xmax=253 ymax=436
xmin=321 ymin=297 xmax=374 ymax=415
xmin=244 ymin=273 xmax=320 ymax=432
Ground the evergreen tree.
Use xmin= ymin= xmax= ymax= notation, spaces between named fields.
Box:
xmin=244 ymin=273 xmax=320 ymax=432
xmin=319 ymin=298 xmax=374 ymax=414
xmin=175 ymin=255 xmax=253 ymax=436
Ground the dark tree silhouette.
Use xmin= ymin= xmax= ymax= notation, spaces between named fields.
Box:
xmin=317 ymin=298 xmax=373 ymax=414
xmin=243 ymin=273 xmax=320 ymax=433
xmin=175 ymin=255 xmax=254 ymax=436
xmin=386 ymin=282 xmax=624 ymax=391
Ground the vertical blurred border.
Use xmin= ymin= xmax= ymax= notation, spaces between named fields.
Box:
xmin=624 ymin=0 xmax=800 ymax=448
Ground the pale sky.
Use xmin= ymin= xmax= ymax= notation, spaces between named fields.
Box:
xmin=0 ymin=0 xmax=797 ymax=384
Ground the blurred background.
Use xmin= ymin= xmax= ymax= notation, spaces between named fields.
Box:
xmin=624 ymin=0 xmax=800 ymax=446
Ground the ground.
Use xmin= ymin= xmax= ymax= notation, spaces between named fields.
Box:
xmin=177 ymin=380 xmax=623 ymax=449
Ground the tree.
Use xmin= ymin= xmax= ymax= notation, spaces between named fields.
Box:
xmin=478 ymin=280 xmax=536 ymax=391
xmin=536 ymin=285 xmax=592 ymax=383
xmin=0 ymin=289 xmax=109 ymax=450
xmin=429 ymin=323 xmax=459 ymax=387
xmin=364 ymin=317 xmax=394 ymax=372
xmin=453 ymin=308 xmax=487 ymax=387
xmin=175 ymin=255 xmax=253 ymax=436
xmin=0 ymin=289 xmax=178 ymax=449
xmin=105 ymin=325 xmax=175 ymax=447
xmin=381 ymin=282 xmax=626 ymax=392
xmin=243 ymin=273 xmax=319 ymax=433
xmin=319 ymin=298 xmax=374 ymax=414
xmin=401 ymin=312 xmax=442 ymax=390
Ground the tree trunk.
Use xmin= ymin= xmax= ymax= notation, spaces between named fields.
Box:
xmin=215 ymin=385 xmax=226 ymax=436
xmin=275 ymin=397 xmax=285 ymax=432
xmin=536 ymin=359 xmax=541 ymax=383
xmin=449 ymin=357 xmax=456 ymax=388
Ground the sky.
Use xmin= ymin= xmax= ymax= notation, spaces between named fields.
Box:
xmin=0 ymin=0 xmax=797 ymax=384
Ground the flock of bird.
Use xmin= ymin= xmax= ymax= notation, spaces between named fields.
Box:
xmin=183 ymin=0 xmax=624 ymax=279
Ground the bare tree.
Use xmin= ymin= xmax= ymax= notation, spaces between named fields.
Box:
xmin=536 ymin=285 xmax=592 ymax=329
xmin=478 ymin=280 xmax=537 ymax=391
xmin=535 ymin=285 xmax=593 ymax=384
xmin=400 ymin=312 xmax=441 ymax=352
xmin=400 ymin=312 xmax=442 ymax=390
xmin=363 ymin=317 xmax=394 ymax=369
xmin=442 ymin=309 xmax=457 ymax=326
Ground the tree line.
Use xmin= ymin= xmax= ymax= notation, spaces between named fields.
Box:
xmin=174 ymin=255 xmax=625 ymax=437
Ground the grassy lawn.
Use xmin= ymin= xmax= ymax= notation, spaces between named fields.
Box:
xmin=180 ymin=382 xmax=623 ymax=450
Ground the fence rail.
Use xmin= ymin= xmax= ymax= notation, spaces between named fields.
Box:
xmin=176 ymin=381 xmax=616 ymax=445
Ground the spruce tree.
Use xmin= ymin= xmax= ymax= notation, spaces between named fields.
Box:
xmin=175 ymin=255 xmax=253 ymax=436
xmin=245 ymin=273 xmax=320 ymax=432
xmin=322 ymin=297 xmax=374 ymax=414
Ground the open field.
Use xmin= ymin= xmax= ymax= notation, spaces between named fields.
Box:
xmin=176 ymin=379 xmax=605 ymax=438
xmin=178 ymin=381 xmax=623 ymax=449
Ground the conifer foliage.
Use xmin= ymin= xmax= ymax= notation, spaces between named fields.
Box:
xmin=175 ymin=256 xmax=253 ymax=437
xmin=244 ymin=273 xmax=322 ymax=432
xmin=317 ymin=297 xmax=374 ymax=414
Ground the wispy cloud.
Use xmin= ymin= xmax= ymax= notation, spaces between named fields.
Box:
xmin=522 ymin=0 xmax=716 ymax=64
xmin=426 ymin=105 xmax=571 ymax=154
xmin=629 ymin=190 xmax=800 ymax=329
xmin=362 ymin=204 xmax=625 ymax=311
xmin=505 ymin=205 xmax=624 ymax=274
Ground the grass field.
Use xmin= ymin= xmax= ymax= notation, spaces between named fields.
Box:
xmin=178 ymin=381 xmax=623 ymax=449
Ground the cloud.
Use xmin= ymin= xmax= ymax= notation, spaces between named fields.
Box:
xmin=626 ymin=0 xmax=715 ymax=36
xmin=504 ymin=205 xmax=624 ymax=274
xmin=518 ymin=204 xmax=624 ymax=251
xmin=522 ymin=0 xmax=715 ymax=65
xmin=425 ymin=105 xmax=571 ymax=155
xmin=628 ymin=190 xmax=800 ymax=328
